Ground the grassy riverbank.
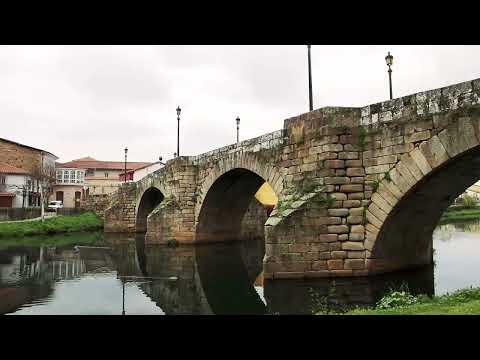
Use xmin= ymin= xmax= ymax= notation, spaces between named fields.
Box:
xmin=0 ymin=212 xmax=103 ymax=238
xmin=439 ymin=207 xmax=480 ymax=223
xmin=346 ymin=287 xmax=480 ymax=315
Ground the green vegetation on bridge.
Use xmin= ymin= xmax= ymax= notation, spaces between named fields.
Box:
xmin=0 ymin=212 xmax=103 ymax=239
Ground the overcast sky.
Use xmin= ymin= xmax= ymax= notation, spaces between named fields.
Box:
xmin=1 ymin=45 xmax=480 ymax=163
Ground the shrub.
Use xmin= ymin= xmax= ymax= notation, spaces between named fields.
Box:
xmin=376 ymin=290 xmax=419 ymax=309
xmin=460 ymin=194 xmax=479 ymax=208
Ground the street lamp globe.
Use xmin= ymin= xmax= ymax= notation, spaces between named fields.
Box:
xmin=385 ymin=52 xmax=393 ymax=67
xmin=176 ymin=106 xmax=181 ymax=117
xmin=236 ymin=116 xmax=240 ymax=126
xmin=124 ymin=147 xmax=128 ymax=155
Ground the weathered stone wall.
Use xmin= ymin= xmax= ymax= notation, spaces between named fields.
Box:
xmin=80 ymin=194 xmax=112 ymax=219
xmin=104 ymin=183 xmax=137 ymax=233
xmin=145 ymin=157 xmax=197 ymax=243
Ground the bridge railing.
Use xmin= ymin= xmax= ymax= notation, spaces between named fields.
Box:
xmin=193 ymin=129 xmax=285 ymax=165
xmin=359 ymin=77 xmax=480 ymax=126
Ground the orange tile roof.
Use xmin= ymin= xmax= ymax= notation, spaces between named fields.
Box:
xmin=0 ymin=162 xmax=30 ymax=175
xmin=58 ymin=159 xmax=152 ymax=171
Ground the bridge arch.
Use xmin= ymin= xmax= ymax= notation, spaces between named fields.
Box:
xmin=365 ymin=115 xmax=480 ymax=273
xmin=196 ymin=153 xmax=285 ymax=242
xmin=136 ymin=187 xmax=165 ymax=233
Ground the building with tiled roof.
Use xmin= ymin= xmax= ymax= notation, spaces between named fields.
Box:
xmin=0 ymin=137 xmax=59 ymax=209
xmin=0 ymin=163 xmax=34 ymax=208
xmin=51 ymin=156 xmax=153 ymax=207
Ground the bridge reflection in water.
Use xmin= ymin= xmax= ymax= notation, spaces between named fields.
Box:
xmin=0 ymin=233 xmax=435 ymax=315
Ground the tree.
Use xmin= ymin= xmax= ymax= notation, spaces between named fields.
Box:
xmin=31 ymin=158 xmax=56 ymax=222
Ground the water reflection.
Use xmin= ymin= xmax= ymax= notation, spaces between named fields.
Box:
xmin=2 ymin=218 xmax=480 ymax=314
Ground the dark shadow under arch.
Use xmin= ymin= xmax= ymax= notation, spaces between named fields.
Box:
xmin=196 ymin=168 xmax=271 ymax=242
xmin=373 ymin=144 xmax=480 ymax=271
xmin=136 ymin=187 xmax=164 ymax=233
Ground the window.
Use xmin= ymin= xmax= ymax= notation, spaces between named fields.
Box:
xmin=56 ymin=170 xmax=63 ymax=184
xmin=86 ymin=169 xmax=94 ymax=176
xmin=70 ymin=170 xmax=76 ymax=183
xmin=63 ymin=170 xmax=69 ymax=183
xmin=104 ymin=172 xmax=109 ymax=178
xmin=76 ymin=170 xmax=84 ymax=184
xmin=0 ymin=175 xmax=5 ymax=184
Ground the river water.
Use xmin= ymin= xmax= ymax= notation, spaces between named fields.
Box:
xmin=1 ymin=219 xmax=479 ymax=315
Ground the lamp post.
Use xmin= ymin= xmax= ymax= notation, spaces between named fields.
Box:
xmin=236 ymin=116 xmax=240 ymax=145
xmin=122 ymin=278 xmax=125 ymax=315
xmin=124 ymin=147 xmax=128 ymax=183
xmin=307 ymin=45 xmax=313 ymax=111
xmin=176 ymin=106 xmax=181 ymax=157
xmin=385 ymin=51 xmax=394 ymax=100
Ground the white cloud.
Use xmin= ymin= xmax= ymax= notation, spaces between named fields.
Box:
xmin=1 ymin=45 xmax=479 ymax=163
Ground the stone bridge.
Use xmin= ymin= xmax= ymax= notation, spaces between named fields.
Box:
xmin=104 ymin=77 xmax=480 ymax=279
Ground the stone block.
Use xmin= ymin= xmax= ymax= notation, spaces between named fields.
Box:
xmin=350 ymin=224 xmax=365 ymax=233
xmin=329 ymin=242 xmax=342 ymax=251
xmin=325 ymin=177 xmax=350 ymax=185
xmin=338 ymin=151 xmax=359 ymax=160
xmin=365 ymin=164 xmax=391 ymax=175
xmin=342 ymin=242 xmax=365 ymax=251
xmin=324 ymin=160 xmax=345 ymax=169
xmin=318 ymin=252 xmax=331 ymax=260
xmin=347 ymin=251 xmax=365 ymax=259
xmin=419 ymin=135 xmax=449 ymax=169
xmin=327 ymin=225 xmax=349 ymax=233
xmin=328 ymin=208 xmax=349 ymax=216
xmin=409 ymin=147 xmax=432 ymax=176
xmin=311 ymin=243 xmax=330 ymax=252
xmin=437 ymin=117 xmax=479 ymax=158
xmin=368 ymin=202 xmax=388 ymax=222
xmin=344 ymin=259 xmax=365 ymax=270
xmin=331 ymin=192 xmax=347 ymax=200
xmin=338 ymin=234 xmax=349 ymax=241
xmin=347 ymin=215 xmax=363 ymax=224
xmin=318 ymin=234 xmax=338 ymax=242
xmin=346 ymin=159 xmax=362 ymax=167
xmin=371 ymin=193 xmax=393 ymax=214
xmin=349 ymin=207 xmax=364 ymax=216
xmin=327 ymin=259 xmax=344 ymax=270
xmin=340 ymin=184 xmax=364 ymax=193
xmin=405 ymin=130 xmax=431 ymax=143
xmin=396 ymin=161 xmax=417 ymax=188
xmin=331 ymin=251 xmax=347 ymax=259
xmin=392 ymin=143 xmax=414 ymax=154
xmin=343 ymin=200 xmax=362 ymax=208
xmin=347 ymin=192 xmax=365 ymax=200
xmin=346 ymin=167 xmax=365 ymax=177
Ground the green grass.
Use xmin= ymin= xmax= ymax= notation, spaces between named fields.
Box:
xmin=346 ymin=287 xmax=480 ymax=315
xmin=0 ymin=212 xmax=103 ymax=238
xmin=439 ymin=208 xmax=480 ymax=223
